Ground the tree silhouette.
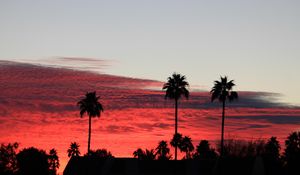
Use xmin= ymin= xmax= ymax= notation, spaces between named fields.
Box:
xmin=48 ymin=148 xmax=59 ymax=175
xmin=264 ymin=137 xmax=280 ymax=160
xmin=211 ymin=76 xmax=238 ymax=157
xmin=163 ymin=73 xmax=189 ymax=160
xmin=133 ymin=148 xmax=145 ymax=160
xmin=284 ymin=131 xmax=300 ymax=174
xmin=179 ymin=136 xmax=194 ymax=159
xmin=17 ymin=147 xmax=49 ymax=175
xmin=155 ymin=140 xmax=171 ymax=160
xmin=67 ymin=142 xmax=81 ymax=158
xmin=133 ymin=148 xmax=156 ymax=160
xmin=170 ymin=133 xmax=183 ymax=160
xmin=144 ymin=149 xmax=156 ymax=160
xmin=85 ymin=149 xmax=113 ymax=159
xmin=77 ymin=91 xmax=104 ymax=155
xmin=0 ymin=142 xmax=18 ymax=175
xmin=263 ymin=137 xmax=282 ymax=175
xmin=194 ymin=140 xmax=217 ymax=160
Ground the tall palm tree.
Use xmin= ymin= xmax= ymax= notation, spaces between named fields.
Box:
xmin=211 ymin=76 xmax=238 ymax=157
xmin=77 ymin=91 xmax=104 ymax=155
xmin=163 ymin=73 xmax=189 ymax=160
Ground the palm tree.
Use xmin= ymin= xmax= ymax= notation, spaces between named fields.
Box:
xmin=133 ymin=148 xmax=156 ymax=160
xmin=133 ymin=148 xmax=145 ymax=160
xmin=144 ymin=149 xmax=156 ymax=160
xmin=155 ymin=140 xmax=171 ymax=160
xmin=211 ymin=76 xmax=238 ymax=157
xmin=67 ymin=142 xmax=81 ymax=158
xmin=170 ymin=133 xmax=183 ymax=160
xmin=163 ymin=73 xmax=189 ymax=160
xmin=77 ymin=92 xmax=104 ymax=155
xmin=179 ymin=136 xmax=194 ymax=159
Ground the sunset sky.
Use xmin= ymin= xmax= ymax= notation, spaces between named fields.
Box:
xmin=1 ymin=0 xmax=300 ymax=173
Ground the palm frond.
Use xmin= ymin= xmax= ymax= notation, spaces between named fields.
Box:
xmin=163 ymin=73 xmax=189 ymax=100
xmin=211 ymin=76 xmax=238 ymax=103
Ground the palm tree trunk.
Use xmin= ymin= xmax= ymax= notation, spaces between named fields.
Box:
xmin=175 ymin=98 xmax=178 ymax=160
xmin=221 ymin=100 xmax=225 ymax=158
xmin=88 ymin=115 xmax=92 ymax=155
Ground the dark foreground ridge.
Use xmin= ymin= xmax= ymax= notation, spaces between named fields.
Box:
xmin=63 ymin=156 xmax=270 ymax=175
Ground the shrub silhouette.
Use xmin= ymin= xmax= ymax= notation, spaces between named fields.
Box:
xmin=263 ymin=137 xmax=283 ymax=175
xmin=0 ymin=142 xmax=18 ymax=175
xmin=284 ymin=131 xmax=300 ymax=175
xmin=85 ymin=149 xmax=113 ymax=159
xmin=17 ymin=147 xmax=49 ymax=175
xmin=193 ymin=140 xmax=217 ymax=160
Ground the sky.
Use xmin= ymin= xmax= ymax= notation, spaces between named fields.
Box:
xmin=1 ymin=0 xmax=300 ymax=173
xmin=0 ymin=0 xmax=300 ymax=104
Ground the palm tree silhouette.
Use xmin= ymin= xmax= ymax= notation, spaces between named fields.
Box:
xmin=133 ymin=148 xmax=145 ymax=160
xmin=211 ymin=76 xmax=238 ymax=157
xmin=170 ymin=133 xmax=183 ymax=160
xmin=155 ymin=140 xmax=171 ymax=160
xmin=133 ymin=148 xmax=156 ymax=160
xmin=67 ymin=142 xmax=81 ymax=158
xmin=163 ymin=73 xmax=189 ymax=160
xmin=180 ymin=136 xmax=194 ymax=159
xmin=77 ymin=92 xmax=104 ymax=155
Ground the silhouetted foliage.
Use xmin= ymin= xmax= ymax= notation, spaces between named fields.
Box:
xmin=193 ymin=140 xmax=217 ymax=160
xmin=48 ymin=148 xmax=59 ymax=175
xmin=85 ymin=149 xmax=113 ymax=159
xmin=216 ymin=139 xmax=265 ymax=158
xmin=264 ymin=137 xmax=280 ymax=160
xmin=170 ymin=133 xmax=183 ymax=160
xmin=133 ymin=148 xmax=145 ymax=160
xmin=211 ymin=76 xmax=238 ymax=157
xmin=263 ymin=137 xmax=283 ymax=175
xmin=0 ymin=142 xmax=18 ymax=175
xmin=67 ymin=142 xmax=81 ymax=158
xmin=144 ymin=149 xmax=156 ymax=160
xmin=179 ymin=136 xmax=194 ymax=159
xmin=284 ymin=131 xmax=300 ymax=175
xmin=133 ymin=148 xmax=156 ymax=160
xmin=155 ymin=141 xmax=171 ymax=160
xmin=163 ymin=73 xmax=189 ymax=160
xmin=77 ymin=91 xmax=104 ymax=155
xmin=17 ymin=147 xmax=49 ymax=175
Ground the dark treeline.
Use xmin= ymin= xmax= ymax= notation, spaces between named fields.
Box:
xmin=130 ymin=132 xmax=300 ymax=175
xmin=1 ymin=131 xmax=300 ymax=175
xmin=0 ymin=144 xmax=59 ymax=175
